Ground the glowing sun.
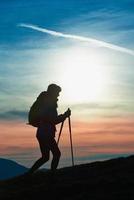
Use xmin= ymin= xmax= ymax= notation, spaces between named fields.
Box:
xmin=58 ymin=47 xmax=109 ymax=103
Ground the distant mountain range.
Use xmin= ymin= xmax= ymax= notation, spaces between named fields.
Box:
xmin=1 ymin=155 xmax=134 ymax=199
xmin=0 ymin=158 xmax=28 ymax=180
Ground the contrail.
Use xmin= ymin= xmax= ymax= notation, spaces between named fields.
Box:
xmin=18 ymin=23 xmax=134 ymax=56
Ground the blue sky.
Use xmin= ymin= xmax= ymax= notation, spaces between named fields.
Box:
xmin=0 ymin=0 xmax=134 ymax=119
xmin=1 ymin=0 xmax=134 ymax=46
xmin=0 ymin=0 xmax=134 ymax=167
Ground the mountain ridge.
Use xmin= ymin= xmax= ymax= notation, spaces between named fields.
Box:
xmin=1 ymin=155 xmax=134 ymax=199
xmin=0 ymin=158 xmax=28 ymax=180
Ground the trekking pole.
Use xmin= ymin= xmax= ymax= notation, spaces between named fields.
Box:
xmin=57 ymin=121 xmax=64 ymax=145
xmin=68 ymin=116 xmax=74 ymax=166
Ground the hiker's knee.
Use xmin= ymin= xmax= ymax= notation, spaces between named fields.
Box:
xmin=53 ymin=150 xmax=61 ymax=159
xmin=42 ymin=154 xmax=50 ymax=162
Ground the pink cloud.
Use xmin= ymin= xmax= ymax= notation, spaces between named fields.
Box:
xmin=0 ymin=117 xmax=134 ymax=162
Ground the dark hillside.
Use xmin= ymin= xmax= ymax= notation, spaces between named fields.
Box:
xmin=1 ymin=155 xmax=134 ymax=200
xmin=0 ymin=158 xmax=27 ymax=180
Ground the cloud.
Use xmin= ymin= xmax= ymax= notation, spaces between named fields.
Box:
xmin=18 ymin=23 xmax=134 ymax=56
xmin=71 ymin=102 xmax=126 ymax=110
xmin=0 ymin=110 xmax=27 ymax=120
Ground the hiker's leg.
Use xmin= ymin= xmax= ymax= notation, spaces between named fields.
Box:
xmin=28 ymin=135 xmax=51 ymax=174
xmin=28 ymin=152 xmax=50 ymax=174
xmin=50 ymin=139 xmax=61 ymax=171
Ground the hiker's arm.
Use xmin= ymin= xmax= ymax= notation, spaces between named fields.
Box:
xmin=41 ymin=109 xmax=71 ymax=124
xmin=54 ymin=114 xmax=67 ymax=124
xmin=41 ymin=114 xmax=66 ymax=124
xmin=54 ymin=108 xmax=71 ymax=124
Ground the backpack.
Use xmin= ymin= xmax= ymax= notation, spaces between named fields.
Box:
xmin=28 ymin=92 xmax=46 ymax=127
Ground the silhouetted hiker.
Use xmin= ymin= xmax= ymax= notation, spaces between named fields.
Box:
xmin=28 ymin=84 xmax=71 ymax=174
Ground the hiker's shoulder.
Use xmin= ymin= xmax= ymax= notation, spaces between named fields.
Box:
xmin=37 ymin=91 xmax=48 ymax=101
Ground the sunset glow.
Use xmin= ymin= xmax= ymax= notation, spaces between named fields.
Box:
xmin=58 ymin=47 xmax=109 ymax=103
xmin=0 ymin=0 xmax=134 ymax=168
xmin=0 ymin=118 xmax=134 ymax=167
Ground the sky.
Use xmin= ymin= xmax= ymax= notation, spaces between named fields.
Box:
xmin=0 ymin=0 xmax=134 ymax=168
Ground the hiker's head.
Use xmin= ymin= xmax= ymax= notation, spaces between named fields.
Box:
xmin=47 ymin=84 xmax=61 ymax=98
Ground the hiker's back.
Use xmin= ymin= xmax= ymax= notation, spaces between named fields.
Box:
xmin=28 ymin=91 xmax=47 ymax=127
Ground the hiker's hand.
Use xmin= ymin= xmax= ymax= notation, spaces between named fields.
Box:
xmin=64 ymin=108 xmax=71 ymax=118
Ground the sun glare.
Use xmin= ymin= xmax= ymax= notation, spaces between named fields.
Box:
xmin=57 ymin=47 xmax=109 ymax=103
